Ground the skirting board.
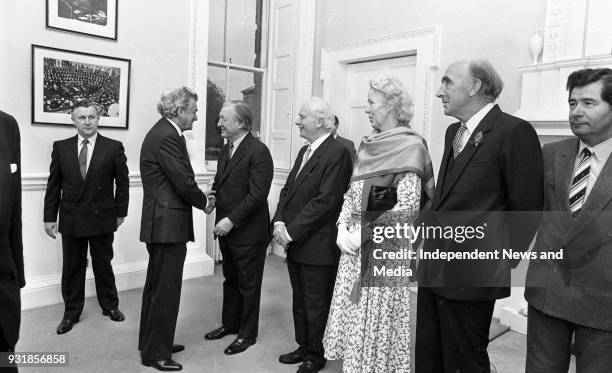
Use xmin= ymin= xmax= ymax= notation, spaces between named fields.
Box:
xmin=21 ymin=251 xmax=214 ymax=310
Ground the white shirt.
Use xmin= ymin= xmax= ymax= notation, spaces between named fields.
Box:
xmin=229 ymin=132 xmax=248 ymax=158
xmin=574 ymin=137 xmax=612 ymax=200
xmin=77 ymin=132 xmax=97 ymax=172
xmin=456 ymin=103 xmax=495 ymax=153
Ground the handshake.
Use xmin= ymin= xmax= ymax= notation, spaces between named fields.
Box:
xmin=204 ymin=190 xmax=216 ymax=214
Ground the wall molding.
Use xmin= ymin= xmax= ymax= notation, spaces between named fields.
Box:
xmin=22 ymin=248 xmax=213 ymax=310
xmin=320 ymin=26 xmax=441 ymax=141
xmin=22 ymin=172 xmax=216 ymax=191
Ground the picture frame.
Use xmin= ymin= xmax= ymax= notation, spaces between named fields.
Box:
xmin=32 ymin=44 xmax=131 ymax=129
xmin=46 ymin=0 xmax=118 ymax=40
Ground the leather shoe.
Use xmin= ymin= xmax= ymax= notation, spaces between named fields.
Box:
xmin=223 ymin=338 xmax=255 ymax=355
xmin=56 ymin=318 xmax=78 ymax=334
xmin=102 ymin=308 xmax=125 ymax=322
xmin=297 ymin=360 xmax=325 ymax=373
xmin=172 ymin=344 xmax=185 ymax=353
xmin=141 ymin=358 xmax=182 ymax=371
xmin=279 ymin=348 xmax=305 ymax=364
xmin=204 ymin=325 xmax=237 ymax=340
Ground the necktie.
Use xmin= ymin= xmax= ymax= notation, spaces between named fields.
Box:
xmin=79 ymin=139 xmax=89 ymax=179
xmin=296 ymin=145 xmax=312 ymax=177
xmin=180 ymin=135 xmax=187 ymax=148
xmin=228 ymin=142 xmax=234 ymax=159
xmin=569 ymin=148 xmax=592 ymax=218
xmin=452 ymin=123 xmax=468 ymax=158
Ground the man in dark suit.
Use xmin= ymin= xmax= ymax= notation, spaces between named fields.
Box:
xmin=525 ymin=68 xmax=612 ymax=373
xmin=415 ymin=59 xmax=544 ymax=373
xmin=274 ymin=98 xmax=352 ymax=373
xmin=139 ymin=87 xmax=213 ymax=371
xmin=203 ymin=101 xmax=274 ymax=355
xmin=332 ymin=115 xmax=357 ymax=164
xmin=0 ymin=111 xmax=24 ymax=372
xmin=43 ymin=101 xmax=129 ymax=335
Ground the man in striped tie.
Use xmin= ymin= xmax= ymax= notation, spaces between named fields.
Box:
xmin=525 ymin=68 xmax=612 ymax=373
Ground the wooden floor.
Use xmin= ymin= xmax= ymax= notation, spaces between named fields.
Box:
xmin=18 ymin=255 xmax=575 ymax=372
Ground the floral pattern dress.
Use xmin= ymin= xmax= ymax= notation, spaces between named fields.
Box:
xmin=323 ymin=172 xmax=421 ymax=373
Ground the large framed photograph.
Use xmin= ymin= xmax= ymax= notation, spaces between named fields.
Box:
xmin=32 ymin=44 xmax=131 ymax=128
xmin=47 ymin=0 xmax=118 ymax=40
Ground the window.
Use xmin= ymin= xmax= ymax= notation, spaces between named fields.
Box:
xmin=206 ymin=0 xmax=267 ymax=161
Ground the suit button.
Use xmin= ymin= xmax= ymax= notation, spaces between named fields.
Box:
xmin=459 ymin=288 xmax=465 ymax=292
xmin=68 ymin=185 xmax=72 ymax=190
xmin=98 ymin=186 xmax=102 ymax=190
xmin=580 ymin=278 xmax=585 ymax=283
xmin=608 ymin=231 xmax=612 ymax=237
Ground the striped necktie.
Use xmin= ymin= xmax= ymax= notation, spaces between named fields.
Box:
xmin=452 ymin=123 xmax=468 ymax=158
xmin=569 ymin=148 xmax=592 ymax=218
xmin=79 ymin=139 xmax=89 ymax=180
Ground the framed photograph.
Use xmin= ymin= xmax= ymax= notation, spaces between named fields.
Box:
xmin=32 ymin=44 xmax=131 ymax=129
xmin=47 ymin=0 xmax=118 ymax=40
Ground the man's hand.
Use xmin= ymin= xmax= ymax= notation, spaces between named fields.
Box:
xmin=213 ymin=217 xmax=234 ymax=237
xmin=204 ymin=193 xmax=216 ymax=214
xmin=44 ymin=222 xmax=58 ymax=239
xmin=117 ymin=217 xmax=125 ymax=228
xmin=273 ymin=223 xmax=292 ymax=248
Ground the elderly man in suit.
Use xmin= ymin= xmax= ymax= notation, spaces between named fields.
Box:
xmin=139 ymin=87 xmax=213 ymax=371
xmin=0 ymin=111 xmax=24 ymax=372
xmin=332 ymin=115 xmax=357 ymax=164
xmin=525 ymin=68 xmax=612 ymax=373
xmin=43 ymin=101 xmax=129 ymax=335
xmin=415 ymin=59 xmax=544 ymax=373
xmin=274 ymin=97 xmax=353 ymax=373
xmin=203 ymin=101 xmax=273 ymax=355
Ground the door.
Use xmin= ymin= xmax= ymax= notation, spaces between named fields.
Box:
xmin=342 ymin=56 xmax=417 ymax=148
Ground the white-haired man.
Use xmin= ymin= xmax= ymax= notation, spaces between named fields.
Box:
xmin=273 ymin=97 xmax=353 ymax=373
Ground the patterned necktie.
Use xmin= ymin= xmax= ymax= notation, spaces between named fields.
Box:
xmin=79 ymin=139 xmax=89 ymax=179
xmin=452 ymin=123 xmax=468 ymax=158
xmin=228 ymin=142 xmax=234 ymax=159
xmin=296 ymin=145 xmax=312 ymax=177
xmin=569 ymin=148 xmax=592 ymax=218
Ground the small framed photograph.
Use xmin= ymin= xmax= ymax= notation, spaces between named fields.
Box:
xmin=32 ymin=44 xmax=131 ymax=129
xmin=47 ymin=0 xmax=118 ymax=40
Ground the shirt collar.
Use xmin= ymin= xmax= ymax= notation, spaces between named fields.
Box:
xmin=230 ymin=132 xmax=249 ymax=149
xmin=308 ymin=132 xmax=331 ymax=154
xmin=166 ymin=118 xmax=183 ymax=137
xmin=464 ymin=103 xmax=495 ymax=134
xmin=78 ymin=132 xmax=97 ymax=146
xmin=578 ymin=136 xmax=612 ymax=163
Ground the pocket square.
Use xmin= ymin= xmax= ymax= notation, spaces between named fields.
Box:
xmin=10 ymin=163 xmax=17 ymax=173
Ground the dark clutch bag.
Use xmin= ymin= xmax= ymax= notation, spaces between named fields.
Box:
xmin=366 ymin=186 xmax=397 ymax=222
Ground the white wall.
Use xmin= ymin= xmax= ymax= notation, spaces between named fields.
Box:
xmin=313 ymin=0 xmax=547 ymax=172
xmin=0 ymin=0 xmax=213 ymax=309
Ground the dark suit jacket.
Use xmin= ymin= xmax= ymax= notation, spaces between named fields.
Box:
xmin=44 ymin=133 xmax=129 ymax=237
xmin=213 ymin=132 xmax=274 ymax=245
xmin=0 ymin=111 xmax=23 ymax=348
xmin=140 ymin=118 xmax=207 ymax=244
xmin=273 ymin=135 xmax=353 ymax=265
xmin=335 ymin=135 xmax=357 ymax=164
xmin=418 ymin=105 xmax=544 ymax=301
xmin=525 ymin=138 xmax=612 ymax=331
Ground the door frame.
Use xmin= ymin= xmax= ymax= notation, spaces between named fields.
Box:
xmin=320 ymin=26 xmax=441 ymax=141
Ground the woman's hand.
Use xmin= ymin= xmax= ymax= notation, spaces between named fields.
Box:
xmin=336 ymin=224 xmax=356 ymax=255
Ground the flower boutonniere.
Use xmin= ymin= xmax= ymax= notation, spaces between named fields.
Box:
xmin=470 ymin=131 xmax=484 ymax=148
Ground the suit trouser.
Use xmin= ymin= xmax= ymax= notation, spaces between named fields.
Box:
xmin=287 ymin=258 xmax=337 ymax=366
xmin=61 ymin=233 xmax=118 ymax=320
xmin=219 ymin=238 xmax=267 ymax=341
xmin=526 ymin=305 xmax=612 ymax=373
xmin=0 ymin=329 xmax=17 ymax=372
xmin=0 ymin=278 xmax=19 ymax=373
xmin=415 ymin=286 xmax=495 ymax=373
xmin=138 ymin=243 xmax=186 ymax=360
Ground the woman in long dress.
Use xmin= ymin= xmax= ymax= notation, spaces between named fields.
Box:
xmin=323 ymin=75 xmax=434 ymax=373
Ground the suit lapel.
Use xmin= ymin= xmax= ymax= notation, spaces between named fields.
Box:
xmin=563 ymin=148 xmax=612 ymax=244
xmin=287 ymin=137 xmax=332 ymax=198
xmin=69 ymin=135 xmax=84 ymax=186
xmin=553 ymin=138 xmax=578 ymax=213
xmin=83 ymin=135 xmax=107 ymax=183
xmin=216 ymin=133 xmax=251 ymax=187
xmin=434 ymin=126 xmax=455 ymax=207
xmin=438 ymin=105 xmax=501 ymax=206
